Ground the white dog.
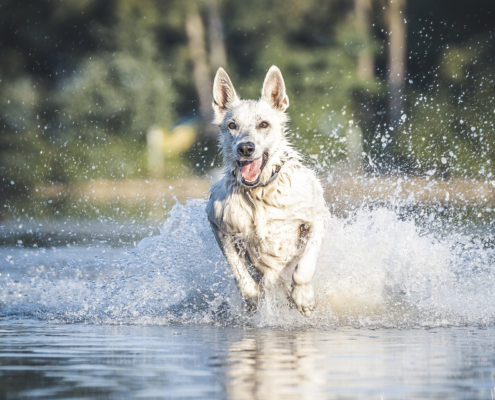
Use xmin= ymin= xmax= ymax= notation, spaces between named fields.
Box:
xmin=206 ymin=66 xmax=328 ymax=316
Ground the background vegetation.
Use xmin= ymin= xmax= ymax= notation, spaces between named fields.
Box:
xmin=1 ymin=0 xmax=494 ymax=220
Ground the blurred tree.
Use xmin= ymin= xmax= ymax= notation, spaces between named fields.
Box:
xmin=0 ymin=0 xmax=100 ymax=193
xmin=397 ymin=37 xmax=495 ymax=178
xmin=55 ymin=21 xmax=175 ymax=141
xmin=185 ymin=2 xmax=216 ymax=139
xmin=355 ymin=0 xmax=375 ymax=82
xmin=52 ymin=0 xmax=185 ymax=182
xmin=346 ymin=0 xmax=376 ymax=172
xmin=1 ymin=0 xmax=495 ymax=209
xmin=386 ymin=0 xmax=407 ymax=130
xmin=205 ymin=0 xmax=227 ymax=69
xmin=395 ymin=0 xmax=495 ymax=179
xmin=184 ymin=0 xmax=228 ymax=140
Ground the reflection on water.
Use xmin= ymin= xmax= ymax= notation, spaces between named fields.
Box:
xmin=224 ymin=328 xmax=495 ymax=399
xmin=1 ymin=321 xmax=494 ymax=399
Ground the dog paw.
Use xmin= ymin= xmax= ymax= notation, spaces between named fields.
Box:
xmin=243 ymin=282 xmax=261 ymax=299
xmin=291 ymin=283 xmax=316 ymax=317
xmin=240 ymin=282 xmax=260 ymax=310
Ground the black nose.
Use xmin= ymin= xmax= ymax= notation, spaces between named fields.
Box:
xmin=237 ymin=142 xmax=255 ymax=157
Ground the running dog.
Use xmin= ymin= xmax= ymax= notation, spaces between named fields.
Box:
xmin=207 ymin=66 xmax=328 ymax=316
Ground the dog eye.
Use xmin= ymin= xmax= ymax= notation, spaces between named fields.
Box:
xmin=228 ymin=122 xmax=237 ymax=130
xmin=258 ymin=121 xmax=269 ymax=129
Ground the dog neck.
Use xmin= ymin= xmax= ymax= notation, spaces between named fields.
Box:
xmin=261 ymin=163 xmax=282 ymax=187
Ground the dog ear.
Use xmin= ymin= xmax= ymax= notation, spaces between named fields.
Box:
xmin=261 ymin=65 xmax=289 ymax=111
xmin=212 ymin=68 xmax=238 ymax=118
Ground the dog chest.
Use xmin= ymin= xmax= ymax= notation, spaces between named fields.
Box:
xmin=210 ymin=188 xmax=303 ymax=250
xmin=209 ymin=189 xmax=254 ymax=234
xmin=208 ymin=174 xmax=319 ymax=270
xmin=253 ymin=200 xmax=309 ymax=259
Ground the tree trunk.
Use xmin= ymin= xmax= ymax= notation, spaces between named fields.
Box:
xmin=185 ymin=5 xmax=217 ymax=139
xmin=345 ymin=0 xmax=373 ymax=173
xmin=355 ymin=0 xmax=374 ymax=81
xmin=386 ymin=0 xmax=407 ymax=128
xmin=205 ymin=0 xmax=227 ymax=70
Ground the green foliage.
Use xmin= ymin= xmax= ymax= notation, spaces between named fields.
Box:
xmin=55 ymin=35 xmax=175 ymax=141
xmin=0 ymin=0 xmax=188 ymax=194
xmin=1 ymin=0 xmax=495 ymax=206
xmin=398 ymin=37 xmax=495 ymax=178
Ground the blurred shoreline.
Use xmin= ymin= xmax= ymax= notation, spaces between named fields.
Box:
xmin=324 ymin=174 xmax=495 ymax=208
xmin=35 ymin=176 xmax=212 ymax=204
xmin=32 ymin=175 xmax=494 ymax=208
xmin=2 ymin=175 xmax=493 ymax=247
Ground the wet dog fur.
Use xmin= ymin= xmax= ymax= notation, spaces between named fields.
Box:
xmin=206 ymin=66 xmax=328 ymax=316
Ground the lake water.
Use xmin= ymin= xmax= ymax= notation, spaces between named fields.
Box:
xmin=2 ymin=321 xmax=495 ymax=399
xmin=1 ymin=200 xmax=495 ymax=399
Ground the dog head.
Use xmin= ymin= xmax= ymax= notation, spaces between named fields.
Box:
xmin=212 ymin=65 xmax=290 ymax=188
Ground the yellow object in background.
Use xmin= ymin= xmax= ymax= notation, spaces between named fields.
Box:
xmin=147 ymin=124 xmax=196 ymax=177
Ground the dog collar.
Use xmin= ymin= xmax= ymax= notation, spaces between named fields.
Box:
xmin=260 ymin=164 xmax=282 ymax=187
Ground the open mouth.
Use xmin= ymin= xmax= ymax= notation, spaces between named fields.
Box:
xmin=238 ymin=152 xmax=268 ymax=186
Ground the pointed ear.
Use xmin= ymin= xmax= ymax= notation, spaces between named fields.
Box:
xmin=212 ymin=67 xmax=238 ymax=119
xmin=261 ymin=65 xmax=289 ymax=111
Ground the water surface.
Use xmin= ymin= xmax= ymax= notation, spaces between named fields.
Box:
xmin=1 ymin=200 xmax=495 ymax=398
xmin=1 ymin=321 xmax=495 ymax=399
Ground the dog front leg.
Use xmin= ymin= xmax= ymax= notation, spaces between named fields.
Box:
xmin=212 ymin=229 xmax=260 ymax=302
xmin=291 ymin=218 xmax=324 ymax=316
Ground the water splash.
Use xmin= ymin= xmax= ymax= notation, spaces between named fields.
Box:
xmin=0 ymin=199 xmax=494 ymax=328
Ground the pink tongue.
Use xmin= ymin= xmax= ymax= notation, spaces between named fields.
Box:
xmin=240 ymin=158 xmax=263 ymax=182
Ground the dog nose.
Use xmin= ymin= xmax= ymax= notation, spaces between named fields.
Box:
xmin=237 ymin=142 xmax=255 ymax=157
